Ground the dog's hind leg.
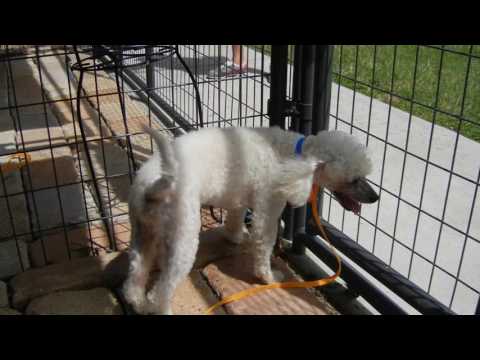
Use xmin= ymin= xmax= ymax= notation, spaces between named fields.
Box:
xmin=145 ymin=200 xmax=201 ymax=315
xmin=123 ymin=221 xmax=158 ymax=313
xmin=250 ymin=197 xmax=286 ymax=284
xmin=223 ymin=207 xmax=250 ymax=245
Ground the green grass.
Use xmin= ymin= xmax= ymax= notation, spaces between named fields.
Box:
xmin=254 ymin=45 xmax=480 ymax=142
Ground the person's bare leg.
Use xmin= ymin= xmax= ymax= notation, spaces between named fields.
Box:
xmin=232 ymin=45 xmax=247 ymax=69
xmin=208 ymin=45 xmax=247 ymax=78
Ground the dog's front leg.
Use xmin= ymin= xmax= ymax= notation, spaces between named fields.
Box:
xmin=250 ymin=198 xmax=286 ymax=284
xmin=223 ymin=207 xmax=250 ymax=245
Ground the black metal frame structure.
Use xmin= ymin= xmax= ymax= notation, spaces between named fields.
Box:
xmin=269 ymin=45 xmax=479 ymax=315
xmin=1 ymin=44 xmax=478 ymax=315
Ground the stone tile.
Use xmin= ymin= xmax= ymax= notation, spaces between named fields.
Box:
xmin=25 ymin=287 xmax=123 ymax=315
xmin=22 ymin=146 xmax=79 ymax=190
xmin=15 ymin=111 xmax=66 ymax=151
xmin=109 ymin=221 xmax=131 ymax=251
xmin=28 ymin=226 xmax=92 ymax=268
xmin=79 ymin=138 xmax=131 ymax=220
xmin=0 ymin=200 xmax=31 ymax=241
xmin=89 ymin=220 xmax=245 ymax=270
xmin=172 ymin=271 xmax=225 ymax=315
xmin=7 ymin=59 xmax=36 ymax=79
xmin=81 ymin=74 xmax=117 ymax=95
xmin=16 ymin=126 xmax=66 ymax=151
xmin=0 ymin=63 xmax=7 ymax=92
xmin=116 ymin=270 xmax=225 ymax=316
xmin=34 ymin=56 xmax=72 ymax=101
xmin=79 ymin=222 xmax=111 ymax=251
xmin=88 ymin=138 xmax=131 ymax=178
xmin=92 ymin=221 xmax=243 ymax=267
xmin=104 ymin=114 xmax=150 ymax=137
xmin=0 ymin=238 xmax=30 ymax=280
xmin=99 ymin=103 xmax=147 ymax=128
xmin=88 ymin=92 xmax=122 ymax=106
xmin=49 ymin=98 xmax=115 ymax=146
xmin=201 ymin=207 xmax=224 ymax=231
xmin=0 ymin=162 xmax=24 ymax=195
xmin=77 ymin=221 xmax=131 ymax=254
xmin=61 ymin=120 xmax=112 ymax=144
xmin=0 ymin=91 xmax=8 ymax=108
xmin=49 ymin=98 xmax=96 ymax=125
xmin=13 ymin=107 xmax=57 ymax=129
xmin=0 ymin=111 xmax=17 ymax=156
xmin=194 ymin=227 xmax=247 ymax=270
xmin=25 ymin=183 xmax=87 ymax=231
xmin=0 ymin=307 xmax=21 ymax=315
xmin=0 ymin=280 xmax=8 ymax=307
xmin=6 ymin=60 xmax=46 ymax=109
xmin=0 ymin=131 xmax=16 ymax=156
xmin=10 ymin=251 xmax=128 ymax=310
xmin=202 ymin=255 xmax=329 ymax=315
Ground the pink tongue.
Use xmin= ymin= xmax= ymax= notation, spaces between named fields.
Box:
xmin=333 ymin=192 xmax=361 ymax=215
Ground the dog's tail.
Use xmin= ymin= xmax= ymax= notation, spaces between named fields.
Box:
xmin=143 ymin=125 xmax=177 ymax=175
xmin=142 ymin=125 xmax=178 ymax=202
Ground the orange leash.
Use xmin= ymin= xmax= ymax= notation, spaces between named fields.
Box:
xmin=0 ymin=153 xmax=31 ymax=174
xmin=204 ymin=183 xmax=342 ymax=315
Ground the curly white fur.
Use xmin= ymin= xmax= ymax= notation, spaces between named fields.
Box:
xmin=123 ymin=125 xmax=377 ymax=315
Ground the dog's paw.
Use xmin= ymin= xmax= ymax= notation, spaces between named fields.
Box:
xmin=142 ymin=303 xmax=173 ymax=315
xmin=213 ymin=225 xmax=250 ymax=245
xmin=143 ymin=292 xmax=173 ymax=315
xmin=254 ymin=268 xmax=285 ymax=284
xmin=123 ymin=283 xmax=147 ymax=311
xmin=226 ymin=226 xmax=250 ymax=245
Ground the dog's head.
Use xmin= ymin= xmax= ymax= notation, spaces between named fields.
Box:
xmin=306 ymin=131 xmax=379 ymax=214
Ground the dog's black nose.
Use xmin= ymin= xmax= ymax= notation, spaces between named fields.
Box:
xmin=368 ymin=192 xmax=380 ymax=203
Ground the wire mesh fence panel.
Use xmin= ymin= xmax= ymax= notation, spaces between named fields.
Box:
xmin=1 ymin=44 xmax=477 ymax=314
xmin=324 ymin=45 xmax=480 ymax=314
xmin=0 ymin=44 xmax=273 ymax=279
xmin=147 ymin=45 xmax=271 ymax=129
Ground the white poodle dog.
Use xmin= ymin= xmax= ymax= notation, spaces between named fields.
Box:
xmin=123 ymin=125 xmax=379 ymax=315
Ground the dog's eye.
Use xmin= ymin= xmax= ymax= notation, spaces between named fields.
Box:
xmin=351 ymin=179 xmax=359 ymax=186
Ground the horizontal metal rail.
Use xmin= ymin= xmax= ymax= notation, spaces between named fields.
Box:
xmin=287 ymin=233 xmax=407 ymax=315
xmin=304 ymin=219 xmax=455 ymax=315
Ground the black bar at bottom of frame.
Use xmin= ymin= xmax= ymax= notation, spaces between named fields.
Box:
xmin=304 ymin=220 xmax=455 ymax=315
xmin=293 ymin=233 xmax=407 ymax=315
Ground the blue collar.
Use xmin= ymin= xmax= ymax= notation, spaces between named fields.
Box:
xmin=295 ymin=136 xmax=305 ymax=157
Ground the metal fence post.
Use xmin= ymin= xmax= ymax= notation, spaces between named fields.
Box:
xmin=290 ymin=45 xmax=334 ymax=254
xmin=291 ymin=45 xmax=316 ymax=254
xmin=146 ymin=46 xmax=155 ymax=92
xmin=312 ymin=45 xmax=333 ymax=134
xmin=268 ymin=45 xmax=291 ymax=242
xmin=283 ymin=45 xmax=303 ymax=242
xmin=268 ymin=45 xmax=289 ymax=129
xmin=311 ymin=45 xmax=334 ymax=219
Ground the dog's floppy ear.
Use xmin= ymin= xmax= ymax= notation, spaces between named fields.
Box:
xmin=313 ymin=161 xmax=327 ymax=184
xmin=314 ymin=161 xmax=326 ymax=176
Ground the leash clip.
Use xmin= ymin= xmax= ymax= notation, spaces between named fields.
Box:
xmin=0 ymin=152 xmax=31 ymax=174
